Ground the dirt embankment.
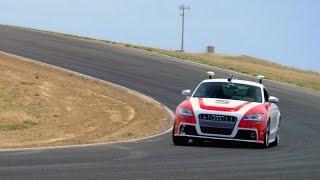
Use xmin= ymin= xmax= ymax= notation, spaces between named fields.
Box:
xmin=0 ymin=53 xmax=170 ymax=149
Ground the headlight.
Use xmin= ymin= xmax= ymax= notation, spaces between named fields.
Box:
xmin=243 ymin=113 xmax=264 ymax=121
xmin=178 ymin=107 xmax=193 ymax=116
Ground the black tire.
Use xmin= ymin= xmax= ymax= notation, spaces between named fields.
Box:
xmin=270 ymin=120 xmax=280 ymax=147
xmin=172 ymin=135 xmax=189 ymax=146
xmin=172 ymin=129 xmax=189 ymax=146
xmin=262 ymin=121 xmax=271 ymax=148
xmin=194 ymin=138 xmax=204 ymax=145
xmin=270 ymin=131 xmax=279 ymax=147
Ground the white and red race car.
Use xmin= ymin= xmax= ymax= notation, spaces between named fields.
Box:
xmin=172 ymin=72 xmax=281 ymax=148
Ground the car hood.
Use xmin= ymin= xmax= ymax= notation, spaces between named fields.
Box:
xmin=190 ymin=97 xmax=260 ymax=115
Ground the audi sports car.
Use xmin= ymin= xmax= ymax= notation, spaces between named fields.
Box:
xmin=172 ymin=72 xmax=281 ymax=148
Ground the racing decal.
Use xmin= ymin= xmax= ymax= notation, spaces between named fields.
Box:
xmin=198 ymin=98 xmax=251 ymax=112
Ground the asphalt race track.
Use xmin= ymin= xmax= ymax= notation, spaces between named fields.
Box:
xmin=0 ymin=25 xmax=319 ymax=179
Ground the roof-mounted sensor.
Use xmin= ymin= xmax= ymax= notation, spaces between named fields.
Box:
xmin=257 ymin=75 xmax=265 ymax=84
xmin=228 ymin=74 xmax=236 ymax=82
xmin=207 ymin=71 xmax=215 ymax=79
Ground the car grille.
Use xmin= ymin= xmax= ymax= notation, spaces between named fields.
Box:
xmin=200 ymin=126 xmax=233 ymax=135
xmin=198 ymin=114 xmax=237 ymax=122
xmin=198 ymin=114 xmax=237 ymax=135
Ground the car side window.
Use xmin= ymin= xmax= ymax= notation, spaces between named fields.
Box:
xmin=263 ymin=88 xmax=269 ymax=102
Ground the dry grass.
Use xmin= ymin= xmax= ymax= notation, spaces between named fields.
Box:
xmin=0 ymin=53 xmax=169 ymax=149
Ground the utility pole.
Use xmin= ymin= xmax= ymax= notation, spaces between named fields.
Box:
xmin=179 ymin=4 xmax=189 ymax=52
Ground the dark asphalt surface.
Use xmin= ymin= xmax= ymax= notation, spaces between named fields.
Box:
xmin=0 ymin=25 xmax=319 ymax=180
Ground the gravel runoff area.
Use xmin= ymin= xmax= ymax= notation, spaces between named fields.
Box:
xmin=0 ymin=52 xmax=170 ymax=149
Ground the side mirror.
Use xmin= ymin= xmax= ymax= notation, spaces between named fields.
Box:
xmin=268 ymin=96 xmax=279 ymax=104
xmin=181 ymin=89 xmax=191 ymax=96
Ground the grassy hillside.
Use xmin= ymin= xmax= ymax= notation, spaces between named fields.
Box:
xmin=121 ymin=44 xmax=320 ymax=91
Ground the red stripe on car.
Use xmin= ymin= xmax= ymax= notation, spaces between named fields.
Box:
xmin=199 ymin=98 xmax=251 ymax=112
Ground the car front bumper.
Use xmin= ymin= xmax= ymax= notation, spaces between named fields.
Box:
xmin=174 ymin=134 xmax=264 ymax=144
xmin=174 ymin=123 xmax=264 ymax=144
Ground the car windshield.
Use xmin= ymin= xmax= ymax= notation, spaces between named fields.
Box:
xmin=193 ymin=82 xmax=262 ymax=103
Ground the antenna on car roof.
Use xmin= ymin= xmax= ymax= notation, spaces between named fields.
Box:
xmin=228 ymin=74 xmax=236 ymax=82
xmin=257 ymin=75 xmax=265 ymax=84
xmin=207 ymin=71 xmax=215 ymax=79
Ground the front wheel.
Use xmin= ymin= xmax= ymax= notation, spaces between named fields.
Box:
xmin=270 ymin=124 xmax=280 ymax=147
xmin=172 ymin=135 xmax=189 ymax=146
xmin=172 ymin=130 xmax=189 ymax=146
xmin=270 ymin=132 xmax=279 ymax=147
xmin=262 ymin=121 xmax=270 ymax=148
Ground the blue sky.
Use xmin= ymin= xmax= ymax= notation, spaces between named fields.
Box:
xmin=1 ymin=0 xmax=319 ymax=71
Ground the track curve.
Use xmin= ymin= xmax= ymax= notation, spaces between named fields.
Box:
xmin=0 ymin=25 xmax=319 ymax=179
